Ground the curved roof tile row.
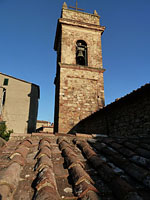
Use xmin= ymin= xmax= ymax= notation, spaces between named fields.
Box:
xmin=0 ymin=134 xmax=149 ymax=199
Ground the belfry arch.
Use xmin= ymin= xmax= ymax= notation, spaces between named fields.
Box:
xmin=76 ymin=40 xmax=88 ymax=66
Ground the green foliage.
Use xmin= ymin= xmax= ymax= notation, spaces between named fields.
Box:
xmin=0 ymin=123 xmax=13 ymax=141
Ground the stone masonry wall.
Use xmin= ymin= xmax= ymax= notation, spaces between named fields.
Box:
xmin=58 ymin=66 xmax=105 ymax=133
xmin=69 ymin=84 xmax=150 ymax=136
xmin=62 ymin=8 xmax=100 ymax=25
xmin=61 ymin=25 xmax=103 ymax=68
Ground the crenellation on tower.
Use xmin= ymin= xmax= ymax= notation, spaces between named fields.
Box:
xmin=54 ymin=3 xmax=106 ymax=133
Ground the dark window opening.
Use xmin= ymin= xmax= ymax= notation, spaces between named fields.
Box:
xmin=3 ymin=78 xmax=9 ymax=86
xmin=76 ymin=40 xmax=88 ymax=66
xmin=2 ymin=89 xmax=6 ymax=105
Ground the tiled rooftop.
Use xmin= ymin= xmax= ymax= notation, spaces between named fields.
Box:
xmin=0 ymin=134 xmax=150 ymax=200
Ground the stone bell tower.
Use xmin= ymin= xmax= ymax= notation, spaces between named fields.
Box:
xmin=54 ymin=2 xmax=105 ymax=133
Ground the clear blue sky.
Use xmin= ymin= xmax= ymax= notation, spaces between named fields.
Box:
xmin=0 ymin=0 xmax=150 ymax=122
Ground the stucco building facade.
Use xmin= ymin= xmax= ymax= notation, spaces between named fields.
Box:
xmin=0 ymin=72 xmax=40 ymax=133
xmin=54 ymin=3 xmax=106 ymax=133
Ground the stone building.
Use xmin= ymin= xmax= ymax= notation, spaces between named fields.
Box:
xmin=36 ymin=120 xmax=54 ymax=133
xmin=36 ymin=120 xmax=51 ymax=129
xmin=0 ymin=72 xmax=40 ymax=133
xmin=54 ymin=2 xmax=105 ymax=133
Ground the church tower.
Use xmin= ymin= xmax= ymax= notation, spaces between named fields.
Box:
xmin=54 ymin=2 xmax=105 ymax=133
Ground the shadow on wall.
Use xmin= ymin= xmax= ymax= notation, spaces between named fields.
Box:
xmin=68 ymin=84 xmax=150 ymax=136
xmin=27 ymin=84 xmax=39 ymax=133
xmin=54 ymin=66 xmax=60 ymax=134
xmin=68 ymin=109 xmax=107 ymax=135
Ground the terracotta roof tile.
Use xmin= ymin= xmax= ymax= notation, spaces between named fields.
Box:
xmin=36 ymin=146 xmax=52 ymax=159
xmin=75 ymin=181 xmax=99 ymax=198
xmin=35 ymin=168 xmax=57 ymax=191
xmin=38 ymin=140 xmax=51 ymax=150
xmin=9 ymin=154 xmax=26 ymax=166
xmin=0 ymin=135 xmax=150 ymax=199
xmin=34 ymin=154 xmax=53 ymax=172
xmin=33 ymin=186 xmax=60 ymax=200
xmin=10 ymin=146 xmax=29 ymax=159
xmin=58 ymin=138 xmax=100 ymax=199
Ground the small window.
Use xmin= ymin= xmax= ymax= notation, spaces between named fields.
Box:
xmin=3 ymin=78 xmax=9 ymax=86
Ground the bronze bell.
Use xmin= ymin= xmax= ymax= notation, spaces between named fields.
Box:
xmin=77 ymin=50 xmax=84 ymax=58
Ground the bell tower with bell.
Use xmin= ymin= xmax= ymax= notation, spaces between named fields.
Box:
xmin=54 ymin=2 xmax=106 ymax=133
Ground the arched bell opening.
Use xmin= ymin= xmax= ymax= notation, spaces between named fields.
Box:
xmin=76 ymin=40 xmax=88 ymax=66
